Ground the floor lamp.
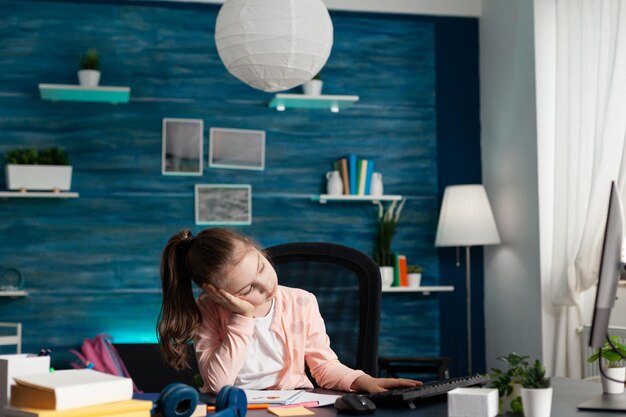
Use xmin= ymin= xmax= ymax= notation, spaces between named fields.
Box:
xmin=435 ymin=184 xmax=501 ymax=375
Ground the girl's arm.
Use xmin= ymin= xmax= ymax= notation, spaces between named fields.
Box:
xmin=303 ymin=294 xmax=366 ymax=391
xmin=194 ymin=295 xmax=255 ymax=393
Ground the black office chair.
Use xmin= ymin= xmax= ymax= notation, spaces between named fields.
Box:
xmin=266 ymin=242 xmax=381 ymax=377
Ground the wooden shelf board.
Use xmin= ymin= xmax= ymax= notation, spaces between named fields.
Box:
xmin=382 ymin=286 xmax=454 ymax=294
xmin=313 ymin=194 xmax=403 ymax=204
xmin=0 ymin=191 xmax=79 ymax=198
xmin=39 ymin=84 xmax=130 ymax=103
xmin=269 ymin=94 xmax=359 ymax=111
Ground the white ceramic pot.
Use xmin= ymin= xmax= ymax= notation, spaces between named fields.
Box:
xmin=6 ymin=165 xmax=73 ymax=191
xmin=78 ymin=69 xmax=101 ymax=87
xmin=326 ymin=170 xmax=343 ymax=195
xmin=380 ymin=266 xmax=394 ymax=288
xmin=302 ymin=79 xmax=323 ymax=95
xmin=408 ymin=273 xmax=422 ymax=288
xmin=520 ymin=387 xmax=553 ymax=417
xmin=601 ymin=367 xmax=626 ymax=394
xmin=370 ymin=172 xmax=383 ymax=196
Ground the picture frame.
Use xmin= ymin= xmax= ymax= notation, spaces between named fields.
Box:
xmin=195 ymin=184 xmax=252 ymax=225
xmin=209 ymin=127 xmax=265 ymax=170
xmin=162 ymin=118 xmax=203 ymax=175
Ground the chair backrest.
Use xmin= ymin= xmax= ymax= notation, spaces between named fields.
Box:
xmin=265 ymin=242 xmax=381 ymax=377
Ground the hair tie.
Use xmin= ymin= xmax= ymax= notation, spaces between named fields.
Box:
xmin=178 ymin=234 xmax=195 ymax=252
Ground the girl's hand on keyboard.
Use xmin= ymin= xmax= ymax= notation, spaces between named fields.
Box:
xmin=350 ymin=375 xmax=422 ymax=393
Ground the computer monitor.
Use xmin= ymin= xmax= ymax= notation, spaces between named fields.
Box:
xmin=589 ymin=181 xmax=626 ymax=349
xmin=579 ymin=181 xmax=626 ymax=412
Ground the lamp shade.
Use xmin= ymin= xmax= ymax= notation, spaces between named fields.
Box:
xmin=215 ymin=0 xmax=333 ymax=93
xmin=435 ymin=184 xmax=501 ymax=247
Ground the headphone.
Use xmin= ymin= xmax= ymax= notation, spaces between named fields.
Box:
xmin=156 ymin=383 xmax=247 ymax=417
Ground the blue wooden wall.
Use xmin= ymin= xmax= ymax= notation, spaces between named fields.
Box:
xmin=0 ymin=0 xmax=481 ymax=375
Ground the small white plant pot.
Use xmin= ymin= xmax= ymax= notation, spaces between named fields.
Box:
xmin=302 ymin=80 xmax=323 ymax=96
xmin=380 ymin=266 xmax=394 ymax=288
xmin=601 ymin=367 xmax=626 ymax=394
xmin=408 ymin=273 xmax=422 ymax=288
xmin=6 ymin=164 xmax=73 ymax=191
xmin=78 ymin=69 xmax=101 ymax=87
xmin=520 ymin=387 xmax=552 ymax=417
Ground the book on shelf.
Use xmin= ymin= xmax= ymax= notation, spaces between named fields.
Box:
xmin=338 ymin=158 xmax=350 ymax=195
xmin=393 ymin=254 xmax=408 ymax=287
xmin=347 ymin=154 xmax=358 ymax=195
xmin=364 ymin=160 xmax=375 ymax=195
xmin=10 ymin=369 xmax=133 ymax=411
xmin=3 ymin=399 xmax=152 ymax=417
xmin=357 ymin=159 xmax=368 ymax=195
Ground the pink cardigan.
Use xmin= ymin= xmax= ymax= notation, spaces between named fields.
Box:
xmin=194 ymin=285 xmax=365 ymax=393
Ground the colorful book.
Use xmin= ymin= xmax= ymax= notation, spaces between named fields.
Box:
xmin=392 ymin=254 xmax=401 ymax=287
xmin=364 ymin=160 xmax=375 ymax=194
xmin=398 ymin=255 xmax=408 ymax=287
xmin=10 ymin=369 xmax=133 ymax=411
xmin=339 ymin=158 xmax=350 ymax=195
xmin=4 ymin=399 xmax=152 ymax=417
xmin=347 ymin=154 xmax=358 ymax=195
xmin=357 ymin=159 xmax=368 ymax=195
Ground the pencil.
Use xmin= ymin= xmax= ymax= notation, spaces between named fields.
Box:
xmin=207 ymin=404 xmax=270 ymax=412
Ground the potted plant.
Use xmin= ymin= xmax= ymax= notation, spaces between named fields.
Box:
xmin=78 ymin=48 xmax=101 ymax=87
xmin=5 ymin=147 xmax=73 ymax=192
xmin=302 ymin=71 xmax=323 ymax=96
xmin=373 ymin=199 xmax=406 ymax=288
xmin=519 ymin=359 xmax=552 ymax=417
xmin=488 ymin=352 xmax=529 ymax=415
xmin=407 ymin=264 xmax=422 ymax=287
xmin=587 ymin=336 xmax=626 ymax=394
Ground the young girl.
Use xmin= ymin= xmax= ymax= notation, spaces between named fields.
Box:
xmin=157 ymin=227 xmax=421 ymax=394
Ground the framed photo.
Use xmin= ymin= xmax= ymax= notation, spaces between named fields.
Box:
xmin=195 ymin=184 xmax=252 ymax=225
xmin=162 ymin=118 xmax=203 ymax=175
xmin=209 ymin=128 xmax=265 ymax=170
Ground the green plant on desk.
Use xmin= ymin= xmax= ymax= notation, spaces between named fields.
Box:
xmin=519 ymin=360 xmax=550 ymax=389
xmin=488 ymin=353 xmax=529 ymax=415
xmin=586 ymin=335 xmax=626 ymax=368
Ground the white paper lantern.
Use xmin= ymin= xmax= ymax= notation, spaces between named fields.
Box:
xmin=215 ymin=0 xmax=333 ymax=92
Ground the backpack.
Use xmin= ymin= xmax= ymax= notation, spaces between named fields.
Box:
xmin=69 ymin=333 xmax=141 ymax=392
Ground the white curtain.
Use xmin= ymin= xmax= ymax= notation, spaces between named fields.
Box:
xmin=551 ymin=0 xmax=626 ymax=378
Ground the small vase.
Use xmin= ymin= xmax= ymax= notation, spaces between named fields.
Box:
xmin=302 ymin=80 xmax=323 ymax=96
xmin=408 ymin=273 xmax=422 ymax=288
xmin=601 ymin=367 xmax=626 ymax=394
xmin=520 ymin=387 xmax=552 ymax=417
xmin=379 ymin=266 xmax=394 ymax=288
xmin=78 ymin=69 xmax=101 ymax=87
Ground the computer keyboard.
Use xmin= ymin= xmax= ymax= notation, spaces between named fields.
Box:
xmin=365 ymin=374 xmax=491 ymax=409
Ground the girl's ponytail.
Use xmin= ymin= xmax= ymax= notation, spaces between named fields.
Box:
xmin=157 ymin=229 xmax=201 ymax=370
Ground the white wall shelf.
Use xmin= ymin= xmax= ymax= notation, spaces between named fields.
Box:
xmin=382 ymin=286 xmax=454 ymax=295
xmin=0 ymin=191 xmax=79 ymax=198
xmin=39 ymin=84 xmax=130 ymax=104
xmin=0 ymin=290 xmax=28 ymax=297
xmin=313 ymin=194 xmax=403 ymax=204
xmin=269 ymin=94 xmax=359 ymax=112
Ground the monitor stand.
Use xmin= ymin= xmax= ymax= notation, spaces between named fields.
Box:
xmin=578 ymin=393 xmax=626 ymax=411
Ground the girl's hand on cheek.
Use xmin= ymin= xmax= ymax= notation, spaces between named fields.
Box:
xmin=203 ymin=284 xmax=255 ymax=317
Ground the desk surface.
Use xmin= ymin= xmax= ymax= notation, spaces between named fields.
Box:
xmin=243 ymin=377 xmax=606 ymax=417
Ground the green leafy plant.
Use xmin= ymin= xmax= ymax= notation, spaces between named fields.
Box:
xmin=80 ymin=49 xmax=100 ymax=71
xmin=407 ymin=265 xmax=422 ymax=274
xmin=519 ymin=359 xmax=551 ymax=389
xmin=5 ymin=147 xmax=70 ymax=165
xmin=587 ymin=336 xmax=626 ymax=368
xmin=488 ymin=353 xmax=529 ymax=415
xmin=373 ymin=199 xmax=406 ymax=267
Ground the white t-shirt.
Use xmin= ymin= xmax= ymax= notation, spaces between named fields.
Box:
xmin=235 ymin=299 xmax=286 ymax=389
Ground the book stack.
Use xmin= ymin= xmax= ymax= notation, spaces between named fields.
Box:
xmin=393 ymin=254 xmax=408 ymax=287
xmin=334 ymin=155 xmax=376 ymax=196
xmin=5 ymin=369 xmax=152 ymax=417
